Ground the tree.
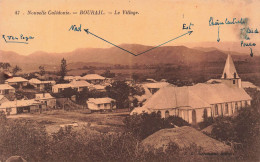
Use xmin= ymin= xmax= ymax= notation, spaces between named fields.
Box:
xmin=105 ymin=81 xmax=132 ymax=108
xmin=39 ymin=66 xmax=45 ymax=76
xmin=102 ymin=69 xmax=115 ymax=78
xmin=0 ymin=62 xmax=11 ymax=70
xmin=12 ymin=65 xmax=22 ymax=76
xmin=60 ymin=58 xmax=67 ymax=81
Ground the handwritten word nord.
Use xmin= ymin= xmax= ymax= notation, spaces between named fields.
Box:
xmin=69 ymin=24 xmax=82 ymax=32
xmin=2 ymin=34 xmax=34 ymax=44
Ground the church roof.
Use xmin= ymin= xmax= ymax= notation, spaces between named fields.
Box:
xmin=140 ymin=83 xmax=251 ymax=110
xmin=221 ymin=54 xmax=239 ymax=79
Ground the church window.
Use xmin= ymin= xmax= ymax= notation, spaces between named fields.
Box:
xmin=225 ymin=103 xmax=229 ymax=114
xmin=234 ymin=72 xmax=237 ymax=78
xmin=224 ymin=73 xmax=227 ymax=79
xmin=233 ymin=80 xmax=236 ymax=84
xmin=165 ymin=111 xmax=170 ymax=118
xmin=215 ymin=105 xmax=218 ymax=116
xmin=235 ymin=102 xmax=238 ymax=112
xmin=157 ymin=111 xmax=161 ymax=117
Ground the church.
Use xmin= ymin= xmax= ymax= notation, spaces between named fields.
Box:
xmin=130 ymin=55 xmax=252 ymax=124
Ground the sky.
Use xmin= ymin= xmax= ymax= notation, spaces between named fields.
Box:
xmin=0 ymin=0 xmax=259 ymax=55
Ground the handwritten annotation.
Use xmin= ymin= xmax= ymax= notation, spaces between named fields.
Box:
xmin=209 ymin=17 xmax=248 ymax=26
xmin=2 ymin=34 xmax=34 ymax=44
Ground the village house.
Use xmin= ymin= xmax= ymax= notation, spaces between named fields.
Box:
xmin=52 ymin=80 xmax=93 ymax=93
xmin=81 ymin=74 xmax=106 ymax=84
xmin=5 ymin=77 xmax=29 ymax=88
xmin=69 ymin=80 xmax=93 ymax=92
xmin=0 ymin=84 xmax=15 ymax=95
xmin=35 ymin=93 xmax=56 ymax=109
xmin=29 ymin=78 xmax=56 ymax=91
xmin=87 ymin=97 xmax=115 ymax=111
xmin=131 ymin=55 xmax=252 ymax=124
xmin=52 ymin=84 xmax=72 ymax=93
xmin=0 ymin=99 xmax=43 ymax=115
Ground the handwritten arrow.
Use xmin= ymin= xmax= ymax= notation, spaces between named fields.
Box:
xmin=84 ymin=29 xmax=193 ymax=56
xmin=217 ymin=26 xmax=220 ymax=42
xmin=250 ymin=47 xmax=253 ymax=57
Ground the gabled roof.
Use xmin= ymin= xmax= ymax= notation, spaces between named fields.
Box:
xmin=221 ymin=54 xmax=239 ymax=79
xmin=82 ymin=74 xmax=105 ymax=80
xmin=0 ymin=84 xmax=15 ymax=90
xmin=5 ymin=77 xmax=28 ymax=83
xmin=141 ymin=83 xmax=251 ymax=110
xmin=35 ymin=93 xmax=54 ymax=100
xmin=93 ymin=85 xmax=106 ymax=90
xmin=87 ymin=97 xmax=114 ymax=104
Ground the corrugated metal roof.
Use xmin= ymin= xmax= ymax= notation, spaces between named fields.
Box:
xmin=35 ymin=93 xmax=54 ymax=100
xmin=142 ymin=83 xmax=251 ymax=110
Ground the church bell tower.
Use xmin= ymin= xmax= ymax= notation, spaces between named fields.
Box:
xmin=221 ymin=54 xmax=241 ymax=88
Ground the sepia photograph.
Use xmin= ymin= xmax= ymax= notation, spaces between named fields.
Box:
xmin=0 ymin=0 xmax=259 ymax=161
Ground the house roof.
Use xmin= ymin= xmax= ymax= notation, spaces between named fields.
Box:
xmin=5 ymin=77 xmax=28 ymax=83
xmin=93 ymin=85 xmax=106 ymax=90
xmin=221 ymin=54 xmax=239 ymax=79
xmin=0 ymin=95 xmax=5 ymax=100
xmin=143 ymin=82 xmax=171 ymax=89
xmin=35 ymin=93 xmax=54 ymax=100
xmin=70 ymin=80 xmax=92 ymax=88
xmin=242 ymin=81 xmax=260 ymax=90
xmin=0 ymin=84 xmax=15 ymax=90
xmin=29 ymin=78 xmax=42 ymax=84
xmin=52 ymin=84 xmax=71 ymax=89
xmin=29 ymin=78 xmax=56 ymax=85
xmin=0 ymin=99 xmax=41 ymax=108
xmin=87 ymin=97 xmax=115 ymax=104
xmin=82 ymin=74 xmax=105 ymax=80
xmin=141 ymin=126 xmax=232 ymax=154
xmin=140 ymin=83 xmax=251 ymax=110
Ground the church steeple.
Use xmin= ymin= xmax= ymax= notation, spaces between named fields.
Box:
xmin=221 ymin=54 xmax=239 ymax=79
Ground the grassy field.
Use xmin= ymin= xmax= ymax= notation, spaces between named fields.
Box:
xmin=7 ymin=110 xmax=129 ymax=134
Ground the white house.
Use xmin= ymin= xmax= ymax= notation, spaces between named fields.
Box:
xmin=52 ymin=80 xmax=93 ymax=93
xmin=143 ymin=81 xmax=171 ymax=94
xmin=81 ymin=74 xmax=106 ymax=84
xmin=52 ymin=84 xmax=72 ymax=93
xmin=131 ymin=55 xmax=252 ymax=124
xmin=0 ymin=99 xmax=43 ymax=115
xmin=29 ymin=78 xmax=56 ymax=91
xmin=87 ymin=97 xmax=115 ymax=111
xmin=0 ymin=84 xmax=15 ymax=95
xmin=5 ymin=77 xmax=29 ymax=88
xmin=35 ymin=93 xmax=56 ymax=109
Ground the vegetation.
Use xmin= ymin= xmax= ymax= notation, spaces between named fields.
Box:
xmin=12 ymin=65 xmax=22 ymax=76
xmin=60 ymin=58 xmax=67 ymax=82
xmin=124 ymin=113 xmax=189 ymax=140
xmin=39 ymin=66 xmax=45 ymax=76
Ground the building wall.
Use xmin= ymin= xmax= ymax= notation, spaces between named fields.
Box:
xmin=0 ymin=107 xmax=17 ymax=115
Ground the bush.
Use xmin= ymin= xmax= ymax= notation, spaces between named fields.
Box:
xmin=124 ymin=113 xmax=190 ymax=140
